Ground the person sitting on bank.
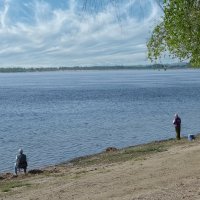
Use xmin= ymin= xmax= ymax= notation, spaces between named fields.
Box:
xmin=173 ymin=113 xmax=181 ymax=140
xmin=15 ymin=148 xmax=28 ymax=175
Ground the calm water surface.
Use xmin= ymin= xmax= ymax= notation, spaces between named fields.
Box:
xmin=0 ymin=69 xmax=200 ymax=172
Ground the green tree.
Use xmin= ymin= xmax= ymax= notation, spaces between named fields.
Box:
xmin=147 ymin=0 xmax=200 ymax=67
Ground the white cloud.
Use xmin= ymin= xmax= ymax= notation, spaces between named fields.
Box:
xmin=0 ymin=0 xmax=163 ymax=67
xmin=0 ymin=0 xmax=10 ymax=28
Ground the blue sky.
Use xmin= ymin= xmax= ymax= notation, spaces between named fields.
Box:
xmin=0 ymin=0 xmax=163 ymax=67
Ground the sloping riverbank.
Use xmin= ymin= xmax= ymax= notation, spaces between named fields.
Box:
xmin=1 ymin=136 xmax=200 ymax=200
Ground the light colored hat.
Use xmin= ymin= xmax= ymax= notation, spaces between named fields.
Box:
xmin=175 ymin=113 xmax=178 ymax=118
xmin=19 ymin=148 xmax=23 ymax=154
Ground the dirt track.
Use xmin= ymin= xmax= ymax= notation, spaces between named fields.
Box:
xmin=1 ymin=140 xmax=200 ymax=200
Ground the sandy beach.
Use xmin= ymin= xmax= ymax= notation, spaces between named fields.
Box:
xmin=1 ymin=137 xmax=200 ymax=200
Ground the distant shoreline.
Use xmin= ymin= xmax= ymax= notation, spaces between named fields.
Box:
xmin=0 ymin=64 xmax=189 ymax=73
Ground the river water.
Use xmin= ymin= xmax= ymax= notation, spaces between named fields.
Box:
xmin=0 ymin=69 xmax=200 ymax=172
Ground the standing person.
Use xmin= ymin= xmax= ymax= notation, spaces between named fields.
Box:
xmin=173 ymin=113 xmax=181 ymax=140
xmin=15 ymin=148 xmax=28 ymax=175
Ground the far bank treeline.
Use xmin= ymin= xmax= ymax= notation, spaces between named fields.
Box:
xmin=0 ymin=64 xmax=189 ymax=73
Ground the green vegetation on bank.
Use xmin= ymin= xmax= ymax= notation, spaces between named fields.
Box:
xmin=63 ymin=137 xmax=193 ymax=168
xmin=0 ymin=63 xmax=189 ymax=73
xmin=0 ymin=181 xmax=31 ymax=193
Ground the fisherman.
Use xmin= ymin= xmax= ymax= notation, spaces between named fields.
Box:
xmin=15 ymin=148 xmax=28 ymax=175
xmin=173 ymin=113 xmax=181 ymax=140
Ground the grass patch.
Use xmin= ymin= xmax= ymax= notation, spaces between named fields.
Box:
xmin=68 ymin=137 xmax=191 ymax=167
xmin=0 ymin=181 xmax=31 ymax=193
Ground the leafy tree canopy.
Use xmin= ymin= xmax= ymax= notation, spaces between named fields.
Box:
xmin=147 ymin=0 xmax=200 ymax=67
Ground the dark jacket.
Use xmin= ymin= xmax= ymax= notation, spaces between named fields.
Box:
xmin=173 ymin=116 xmax=181 ymax=127
xmin=16 ymin=154 xmax=28 ymax=168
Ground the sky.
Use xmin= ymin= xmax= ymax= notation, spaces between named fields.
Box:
xmin=0 ymin=0 xmax=164 ymax=67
